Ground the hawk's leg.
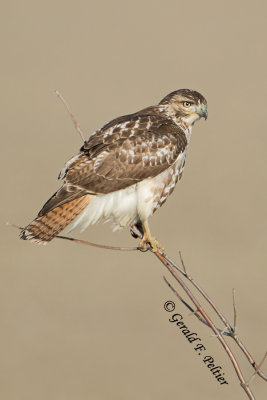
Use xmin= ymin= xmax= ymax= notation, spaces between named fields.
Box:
xmin=138 ymin=220 xmax=165 ymax=253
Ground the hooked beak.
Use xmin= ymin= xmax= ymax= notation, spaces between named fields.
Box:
xmin=198 ymin=104 xmax=208 ymax=120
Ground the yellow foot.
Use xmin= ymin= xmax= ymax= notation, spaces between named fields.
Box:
xmin=138 ymin=236 xmax=165 ymax=253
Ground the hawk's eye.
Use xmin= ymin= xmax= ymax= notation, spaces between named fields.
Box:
xmin=183 ymin=101 xmax=192 ymax=107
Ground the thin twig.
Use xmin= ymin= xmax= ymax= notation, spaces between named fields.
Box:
xmin=179 ymin=251 xmax=188 ymax=276
xmin=55 ymin=90 xmax=86 ymax=143
xmin=8 ymin=223 xmax=138 ymax=251
xmin=56 ymin=234 xmax=139 ymax=251
xmin=233 ymin=288 xmax=237 ymax=332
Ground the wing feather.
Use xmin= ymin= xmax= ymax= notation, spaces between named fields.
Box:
xmin=63 ymin=114 xmax=187 ymax=195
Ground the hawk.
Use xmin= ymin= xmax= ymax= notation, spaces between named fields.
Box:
xmin=20 ymin=89 xmax=207 ymax=251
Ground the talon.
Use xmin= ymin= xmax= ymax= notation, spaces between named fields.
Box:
xmin=138 ymin=236 xmax=165 ymax=253
xmin=136 ymin=220 xmax=165 ymax=253
xmin=138 ymin=228 xmax=165 ymax=254
xmin=138 ymin=241 xmax=149 ymax=252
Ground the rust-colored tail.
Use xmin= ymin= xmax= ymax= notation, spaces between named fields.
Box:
xmin=20 ymin=194 xmax=92 ymax=243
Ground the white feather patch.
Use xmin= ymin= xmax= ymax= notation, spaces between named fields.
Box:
xmin=67 ymin=185 xmax=138 ymax=232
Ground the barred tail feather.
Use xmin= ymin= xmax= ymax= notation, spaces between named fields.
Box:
xmin=20 ymin=194 xmax=93 ymax=243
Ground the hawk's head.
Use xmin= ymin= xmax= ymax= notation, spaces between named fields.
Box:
xmin=159 ymin=89 xmax=208 ymax=126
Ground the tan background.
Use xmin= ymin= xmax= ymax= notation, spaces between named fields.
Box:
xmin=1 ymin=1 xmax=266 ymax=399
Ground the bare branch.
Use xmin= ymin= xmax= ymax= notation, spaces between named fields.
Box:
xmin=55 ymin=234 xmax=139 ymax=251
xmin=154 ymin=250 xmax=256 ymax=400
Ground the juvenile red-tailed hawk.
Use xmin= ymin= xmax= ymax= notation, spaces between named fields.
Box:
xmin=20 ymin=89 xmax=207 ymax=251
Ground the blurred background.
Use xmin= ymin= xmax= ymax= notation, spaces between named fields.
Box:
xmin=1 ymin=1 xmax=266 ymax=399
